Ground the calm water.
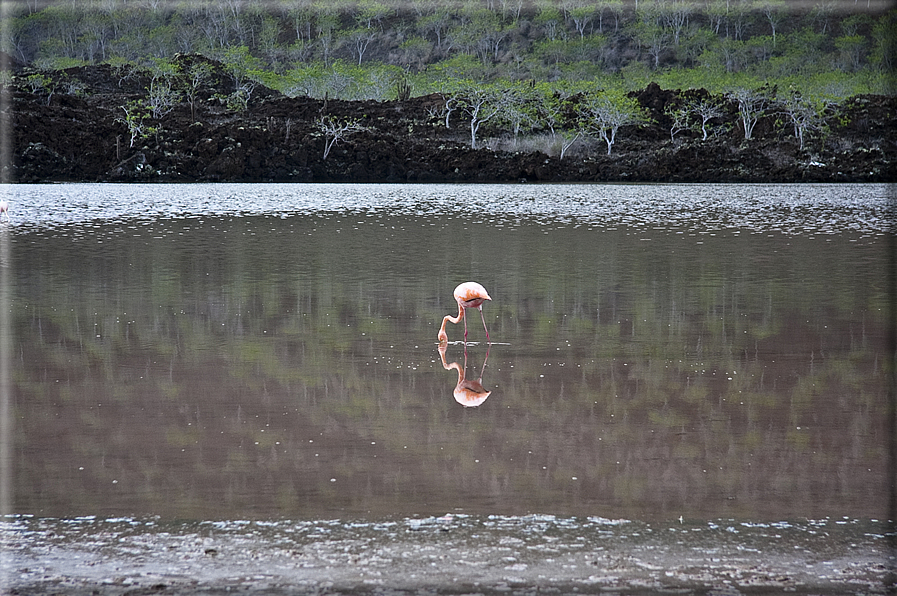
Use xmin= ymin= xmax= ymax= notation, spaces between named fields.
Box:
xmin=2 ymin=183 xmax=894 ymax=523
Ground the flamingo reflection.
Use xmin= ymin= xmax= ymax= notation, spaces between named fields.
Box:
xmin=438 ymin=343 xmax=491 ymax=408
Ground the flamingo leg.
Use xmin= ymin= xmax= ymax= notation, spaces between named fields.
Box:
xmin=462 ymin=308 xmax=469 ymax=342
xmin=478 ymin=306 xmax=490 ymax=343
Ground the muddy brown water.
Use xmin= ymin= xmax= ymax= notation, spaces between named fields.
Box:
xmin=1 ymin=183 xmax=894 ymax=594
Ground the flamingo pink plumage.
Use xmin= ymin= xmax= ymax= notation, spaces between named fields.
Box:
xmin=438 ymin=281 xmax=491 ymax=344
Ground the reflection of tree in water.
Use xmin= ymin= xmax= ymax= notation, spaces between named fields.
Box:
xmin=438 ymin=344 xmax=491 ymax=408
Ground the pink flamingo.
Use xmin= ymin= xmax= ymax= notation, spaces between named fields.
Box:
xmin=437 ymin=281 xmax=491 ymax=344
xmin=0 ymin=200 xmax=8 ymax=222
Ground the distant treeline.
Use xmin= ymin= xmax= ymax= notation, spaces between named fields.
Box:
xmin=3 ymin=0 xmax=895 ymax=98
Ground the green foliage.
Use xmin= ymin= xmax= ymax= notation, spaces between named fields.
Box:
xmin=22 ymin=72 xmax=53 ymax=95
xmin=531 ymin=81 xmax=574 ymax=134
xmin=117 ymin=100 xmax=158 ymax=148
xmin=32 ymin=56 xmax=88 ymax=71
xmin=627 ymin=20 xmax=670 ymax=69
xmin=223 ymin=87 xmax=252 ymax=113
xmin=422 ymin=54 xmax=487 ymax=90
xmin=532 ymin=34 xmax=610 ymax=74
xmin=497 ymin=82 xmax=541 ymax=143
xmin=218 ymin=45 xmax=264 ymax=91
xmin=145 ymin=58 xmax=181 ymax=118
xmin=533 ymin=4 xmax=564 ymax=40
xmin=834 ymin=34 xmax=866 ymax=71
xmin=3 ymin=0 xmax=893 ymax=116
xmin=176 ymin=60 xmax=216 ymax=121
xmin=281 ymin=61 xmax=406 ymax=100
xmin=869 ymin=12 xmax=897 ymax=73
xmin=19 ymin=71 xmax=90 ymax=104
xmin=576 ymin=89 xmax=651 ymax=155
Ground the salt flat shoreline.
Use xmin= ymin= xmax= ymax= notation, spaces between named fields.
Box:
xmin=4 ymin=514 xmax=892 ymax=595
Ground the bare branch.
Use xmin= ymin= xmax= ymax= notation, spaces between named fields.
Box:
xmin=316 ymin=115 xmax=369 ymax=159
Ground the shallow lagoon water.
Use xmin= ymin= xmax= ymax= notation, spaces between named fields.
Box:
xmin=1 ymin=183 xmax=894 ymax=594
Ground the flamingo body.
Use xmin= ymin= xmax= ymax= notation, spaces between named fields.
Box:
xmin=438 ymin=281 xmax=492 ymax=344
xmin=454 ymin=281 xmax=491 ymax=309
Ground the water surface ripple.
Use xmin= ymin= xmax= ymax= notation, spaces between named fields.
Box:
xmin=4 ymin=182 xmax=894 ymax=236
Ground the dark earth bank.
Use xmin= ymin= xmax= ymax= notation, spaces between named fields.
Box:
xmin=7 ymin=54 xmax=896 ymax=184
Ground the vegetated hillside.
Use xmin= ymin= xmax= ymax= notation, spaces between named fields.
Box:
xmin=8 ymin=54 xmax=895 ymax=184
xmin=5 ymin=1 xmax=895 ymax=184
xmin=4 ymin=0 xmax=895 ymax=100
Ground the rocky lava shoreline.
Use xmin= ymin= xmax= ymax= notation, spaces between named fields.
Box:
xmin=8 ymin=57 xmax=896 ymax=184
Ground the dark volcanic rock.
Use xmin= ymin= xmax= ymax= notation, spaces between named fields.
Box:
xmin=6 ymin=59 xmax=896 ymax=183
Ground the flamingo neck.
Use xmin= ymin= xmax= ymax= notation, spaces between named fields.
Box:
xmin=438 ymin=303 xmax=465 ymax=341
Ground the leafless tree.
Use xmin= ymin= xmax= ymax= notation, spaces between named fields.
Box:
xmin=316 ymin=116 xmax=368 ymax=159
xmin=728 ymin=87 xmax=772 ymax=140
xmin=146 ymin=73 xmax=180 ymax=119
xmin=780 ymin=94 xmax=828 ymax=150
xmin=558 ymin=130 xmax=583 ymax=159
xmin=664 ymin=104 xmax=691 ymax=141
xmin=182 ymin=61 xmax=214 ymax=122
xmin=348 ymin=27 xmax=377 ymax=65
xmin=687 ymin=97 xmax=726 ymax=140
xmin=577 ymin=92 xmax=649 ymax=155
xmin=454 ymin=84 xmax=511 ymax=149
